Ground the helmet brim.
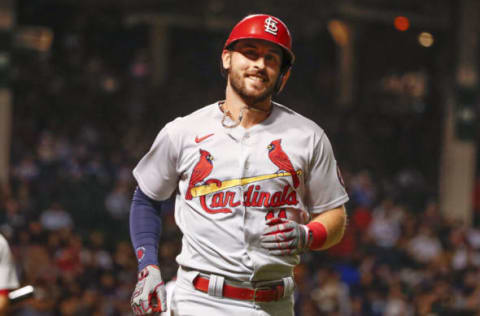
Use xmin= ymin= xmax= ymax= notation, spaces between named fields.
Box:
xmin=225 ymin=37 xmax=295 ymax=67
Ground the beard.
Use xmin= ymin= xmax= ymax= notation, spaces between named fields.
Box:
xmin=229 ymin=69 xmax=277 ymax=106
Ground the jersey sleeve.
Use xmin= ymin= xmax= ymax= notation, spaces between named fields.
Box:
xmin=305 ymin=132 xmax=349 ymax=214
xmin=0 ymin=235 xmax=19 ymax=290
xmin=133 ymin=124 xmax=179 ymax=201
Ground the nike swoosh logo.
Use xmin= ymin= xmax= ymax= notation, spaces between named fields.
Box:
xmin=195 ymin=133 xmax=214 ymax=143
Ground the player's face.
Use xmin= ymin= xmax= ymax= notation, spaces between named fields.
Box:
xmin=224 ymin=39 xmax=283 ymax=104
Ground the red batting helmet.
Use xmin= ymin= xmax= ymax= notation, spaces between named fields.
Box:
xmin=224 ymin=14 xmax=295 ymax=67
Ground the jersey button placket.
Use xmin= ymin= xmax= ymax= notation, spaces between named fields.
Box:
xmin=240 ymin=132 xmax=253 ymax=174
xmin=238 ymin=131 xmax=252 ymax=251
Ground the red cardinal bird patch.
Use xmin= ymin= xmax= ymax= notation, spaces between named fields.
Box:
xmin=186 ymin=149 xmax=214 ymax=200
xmin=267 ymin=139 xmax=300 ymax=188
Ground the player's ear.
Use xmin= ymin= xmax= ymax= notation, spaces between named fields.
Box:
xmin=276 ymin=67 xmax=291 ymax=94
xmin=221 ymin=49 xmax=232 ymax=72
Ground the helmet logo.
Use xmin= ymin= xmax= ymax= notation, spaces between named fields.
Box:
xmin=264 ymin=17 xmax=279 ymax=36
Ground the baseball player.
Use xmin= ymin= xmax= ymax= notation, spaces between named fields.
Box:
xmin=0 ymin=234 xmax=19 ymax=316
xmin=129 ymin=14 xmax=348 ymax=316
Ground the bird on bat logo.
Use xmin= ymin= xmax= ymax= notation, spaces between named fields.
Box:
xmin=267 ymin=139 xmax=300 ymax=188
xmin=185 ymin=149 xmax=214 ymax=200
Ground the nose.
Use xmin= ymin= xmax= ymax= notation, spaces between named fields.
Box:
xmin=252 ymin=56 xmax=266 ymax=69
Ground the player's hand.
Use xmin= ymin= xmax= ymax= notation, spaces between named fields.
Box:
xmin=131 ymin=265 xmax=167 ymax=315
xmin=260 ymin=218 xmax=312 ymax=255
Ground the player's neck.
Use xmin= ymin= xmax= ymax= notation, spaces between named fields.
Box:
xmin=223 ymin=87 xmax=273 ymax=129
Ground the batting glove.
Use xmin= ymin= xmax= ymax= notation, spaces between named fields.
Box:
xmin=260 ymin=218 xmax=312 ymax=255
xmin=131 ymin=265 xmax=167 ymax=315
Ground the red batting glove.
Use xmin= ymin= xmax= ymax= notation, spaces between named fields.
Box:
xmin=260 ymin=219 xmax=327 ymax=255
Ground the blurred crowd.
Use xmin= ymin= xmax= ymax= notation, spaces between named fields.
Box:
xmin=1 ymin=5 xmax=480 ymax=316
xmin=296 ymin=171 xmax=480 ymax=316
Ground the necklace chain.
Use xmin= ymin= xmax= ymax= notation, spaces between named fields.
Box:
xmin=220 ymin=102 xmax=272 ymax=129
xmin=222 ymin=108 xmax=244 ymax=128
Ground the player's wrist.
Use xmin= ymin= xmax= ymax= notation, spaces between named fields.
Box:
xmin=141 ymin=264 xmax=160 ymax=271
xmin=306 ymin=221 xmax=327 ymax=250
xmin=134 ymin=244 xmax=159 ymax=272
xmin=138 ymin=261 xmax=159 ymax=272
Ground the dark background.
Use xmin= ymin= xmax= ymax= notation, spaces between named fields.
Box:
xmin=2 ymin=0 xmax=480 ymax=315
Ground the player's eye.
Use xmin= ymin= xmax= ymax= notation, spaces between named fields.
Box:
xmin=265 ymin=54 xmax=280 ymax=65
xmin=243 ymin=49 xmax=258 ymax=59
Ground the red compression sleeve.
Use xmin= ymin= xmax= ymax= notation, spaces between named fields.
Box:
xmin=306 ymin=222 xmax=327 ymax=250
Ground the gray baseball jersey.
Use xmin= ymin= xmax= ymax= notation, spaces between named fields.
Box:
xmin=133 ymin=101 xmax=348 ymax=282
xmin=0 ymin=234 xmax=19 ymax=290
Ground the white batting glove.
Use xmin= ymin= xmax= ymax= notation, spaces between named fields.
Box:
xmin=131 ymin=265 xmax=167 ymax=315
xmin=260 ymin=218 xmax=312 ymax=255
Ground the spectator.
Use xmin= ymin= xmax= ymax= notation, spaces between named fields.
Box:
xmin=407 ymin=224 xmax=443 ymax=264
xmin=367 ymin=199 xmax=404 ymax=250
xmin=311 ymin=267 xmax=351 ymax=315
xmin=384 ymin=283 xmax=412 ymax=316
xmin=104 ymin=181 xmax=130 ymax=220
xmin=39 ymin=202 xmax=73 ymax=231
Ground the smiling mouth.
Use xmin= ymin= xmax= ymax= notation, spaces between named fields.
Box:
xmin=246 ymin=75 xmax=267 ymax=83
